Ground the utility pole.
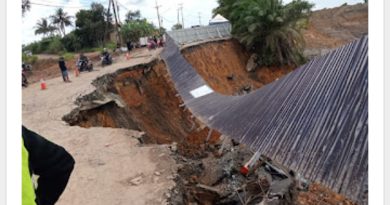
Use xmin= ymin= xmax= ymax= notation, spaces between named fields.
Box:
xmin=179 ymin=3 xmax=184 ymax=28
xmin=177 ymin=8 xmax=180 ymax=25
xmin=111 ymin=0 xmax=121 ymax=46
xmin=155 ymin=0 xmax=162 ymax=29
xmin=104 ymin=0 xmax=112 ymax=46
xmin=198 ymin=12 xmax=201 ymax=25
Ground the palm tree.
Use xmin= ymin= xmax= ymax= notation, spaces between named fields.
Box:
xmin=214 ymin=0 xmax=313 ymax=66
xmin=34 ymin=18 xmax=57 ymax=37
xmin=50 ymin=8 xmax=73 ymax=37
xmin=22 ymin=0 xmax=30 ymax=16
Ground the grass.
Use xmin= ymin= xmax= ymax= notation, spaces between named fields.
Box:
xmin=56 ymin=52 xmax=76 ymax=61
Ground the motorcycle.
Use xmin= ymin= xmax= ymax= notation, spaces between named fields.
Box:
xmin=101 ymin=53 xmax=112 ymax=66
xmin=22 ymin=63 xmax=31 ymax=87
xmin=147 ymin=41 xmax=157 ymax=50
xmin=78 ymin=59 xmax=93 ymax=72
xmin=22 ymin=70 xmax=28 ymax=87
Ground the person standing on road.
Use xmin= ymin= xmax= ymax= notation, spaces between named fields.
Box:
xmin=58 ymin=57 xmax=71 ymax=82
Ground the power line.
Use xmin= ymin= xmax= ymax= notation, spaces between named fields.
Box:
xmin=37 ymin=0 xmax=103 ymax=4
xmin=116 ymin=0 xmax=129 ymax=11
xmin=161 ymin=6 xmax=172 ymax=14
xmin=30 ymin=1 xmax=86 ymax=9
xmin=161 ymin=16 xmax=174 ymax=23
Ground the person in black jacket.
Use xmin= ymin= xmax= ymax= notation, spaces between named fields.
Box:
xmin=22 ymin=126 xmax=75 ymax=205
xmin=58 ymin=57 xmax=71 ymax=82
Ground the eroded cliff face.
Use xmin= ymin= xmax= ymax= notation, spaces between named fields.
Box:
xmin=61 ymin=39 xmax=357 ymax=205
xmin=182 ymin=39 xmax=295 ymax=95
xmin=63 ymin=60 xmax=203 ymax=144
xmin=63 ymin=39 xmax=293 ymax=144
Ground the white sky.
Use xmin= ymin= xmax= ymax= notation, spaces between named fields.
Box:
xmin=22 ymin=0 xmax=365 ymax=45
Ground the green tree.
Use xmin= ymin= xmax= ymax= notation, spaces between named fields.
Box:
xmin=125 ymin=10 xmax=141 ymax=23
xmin=121 ymin=19 xmax=155 ymax=42
xmin=50 ymin=8 xmax=73 ymax=37
xmin=34 ymin=18 xmax=57 ymax=37
xmin=214 ymin=0 xmax=313 ymax=66
xmin=61 ymin=31 xmax=82 ymax=52
xmin=158 ymin=27 xmax=166 ymax=36
xmin=171 ymin=23 xmax=183 ymax=30
xmin=75 ymin=2 xmax=112 ymax=48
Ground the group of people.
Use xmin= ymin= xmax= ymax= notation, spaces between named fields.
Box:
xmin=147 ymin=36 xmax=165 ymax=50
xmin=58 ymin=48 xmax=112 ymax=83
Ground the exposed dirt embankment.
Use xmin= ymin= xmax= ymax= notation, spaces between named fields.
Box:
xmin=182 ymin=39 xmax=294 ymax=95
xmin=60 ymin=45 xmax=357 ymax=204
xmin=25 ymin=58 xmax=78 ymax=84
xmin=63 ymin=60 xmax=221 ymax=145
xmin=25 ymin=52 xmax=108 ymax=84
xmin=303 ymin=3 xmax=367 ymax=52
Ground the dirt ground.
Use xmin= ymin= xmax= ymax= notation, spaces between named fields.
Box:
xmin=22 ymin=48 xmax=181 ymax=205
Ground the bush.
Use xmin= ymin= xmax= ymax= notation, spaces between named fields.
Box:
xmin=47 ymin=37 xmax=65 ymax=54
xmin=22 ymin=53 xmax=38 ymax=64
xmin=39 ymin=37 xmax=53 ymax=53
xmin=24 ymin=42 xmax=41 ymax=54
xmin=105 ymin=42 xmax=117 ymax=50
xmin=24 ymin=36 xmax=66 ymax=54
xmin=62 ymin=52 xmax=75 ymax=61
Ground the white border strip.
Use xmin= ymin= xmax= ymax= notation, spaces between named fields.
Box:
xmin=384 ymin=0 xmax=390 ymax=204
xmin=0 ymin=0 xmax=6 ymax=204
xmin=7 ymin=0 xmax=21 ymax=204
xmin=369 ymin=0 xmax=384 ymax=204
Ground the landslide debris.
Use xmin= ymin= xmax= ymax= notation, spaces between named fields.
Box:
xmin=167 ymin=138 xmax=357 ymax=205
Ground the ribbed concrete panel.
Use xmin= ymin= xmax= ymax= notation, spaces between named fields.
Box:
xmin=161 ymin=35 xmax=368 ymax=204
xmin=167 ymin=23 xmax=232 ymax=45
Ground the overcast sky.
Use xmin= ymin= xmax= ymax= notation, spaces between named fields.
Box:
xmin=22 ymin=0 xmax=365 ymax=45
